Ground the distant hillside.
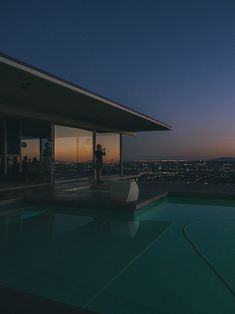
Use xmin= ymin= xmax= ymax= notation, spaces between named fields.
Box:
xmin=210 ymin=157 xmax=235 ymax=162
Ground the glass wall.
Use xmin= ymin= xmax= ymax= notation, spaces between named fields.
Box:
xmin=0 ymin=118 xmax=52 ymax=184
xmin=95 ymin=133 xmax=120 ymax=175
xmin=0 ymin=119 xmax=122 ymax=186
xmin=20 ymin=119 xmax=52 ymax=183
xmin=21 ymin=139 xmax=40 ymax=160
xmin=54 ymin=125 xmax=93 ymax=180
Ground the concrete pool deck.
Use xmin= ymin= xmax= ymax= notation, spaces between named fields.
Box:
xmin=0 ymin=180 xmax=168 ymax=211
xmin=1 ymin=180 xmax=235 ymax=213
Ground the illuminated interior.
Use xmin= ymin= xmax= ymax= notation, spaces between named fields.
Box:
xmin=0 ymin=118 xmax=122 ymax=185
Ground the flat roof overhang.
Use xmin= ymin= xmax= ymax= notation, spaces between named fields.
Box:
xmin=0 ymin=52 xmax=171 ymax=133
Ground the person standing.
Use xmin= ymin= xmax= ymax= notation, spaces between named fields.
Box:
xmin=94 ymin=144 xmax=105 ymax=184
xmin=21 ymin=156 xmax=29 ymax=180
xmin=43 ymin=142 xmax=51 ymax=179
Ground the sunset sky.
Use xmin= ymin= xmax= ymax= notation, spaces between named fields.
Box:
xmin=55 ymin=126 xmax=120 ymax=163
xmin=1 ymin=1 xmax=235 ymax=160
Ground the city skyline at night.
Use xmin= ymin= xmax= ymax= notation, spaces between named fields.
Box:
xmin=1 ymin=1 xmax=235 ymax=160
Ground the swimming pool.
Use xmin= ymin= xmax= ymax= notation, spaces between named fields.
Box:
xmin=1 ymin=197 xmax=235 ymax=313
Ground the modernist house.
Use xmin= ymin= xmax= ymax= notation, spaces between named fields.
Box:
xmin=0 ymin=52 xmax=171 ymax=187
xmin=1 ymin=52 xmax=234 ymax=314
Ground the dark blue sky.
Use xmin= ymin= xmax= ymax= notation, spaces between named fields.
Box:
xmin=1 ymin=0 xmax=235 ymax=160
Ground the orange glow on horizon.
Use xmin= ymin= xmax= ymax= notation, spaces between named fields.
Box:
xmin=54 ymin=126 xmax=120 ymax=163
xmin=55 ymin=136 xmax=120 ymax=163
xmin=55 ymin=137 xmax=92 ymax=162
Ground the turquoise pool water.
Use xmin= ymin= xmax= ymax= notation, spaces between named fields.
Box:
xmin=1 ymin=198 xmax=235 ymax=313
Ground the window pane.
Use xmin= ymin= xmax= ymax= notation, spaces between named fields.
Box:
xmin=0 ymin=118 xmax=51 ymax=185
xmin=21 ymin=139 xmax=40 ymax=160
xmin=55 ymin=125 xmax=93 ymax=180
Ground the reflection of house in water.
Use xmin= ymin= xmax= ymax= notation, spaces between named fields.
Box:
xmin=44 ymin=204 xmax=141 ymax=237
xmin=0 ymin=203 xmax=169 ymax=248
xmin=0 ymin=52 xmax=171 ymax=189
xmin=48 ymin=210 xmax=140 ymax=239
xmin=109 ymin=220 xmax=140 ymax=238
xmin=0 ymin=204 xmax=171 ymax=306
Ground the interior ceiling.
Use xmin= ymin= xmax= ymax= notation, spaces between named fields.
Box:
xmin=0 ymin=57 xmax=171 ymax=133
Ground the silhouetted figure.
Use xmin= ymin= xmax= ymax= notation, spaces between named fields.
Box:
xmin=43 ymin=142 xmax=51 ymax=177
xmin=12 ymin=156 xmax=19 ymax=176
xmin=29 ymin=157 xmax=41 ymax=180
xmin=21 ymin=156 xmax=29 ymax=176
xmin=94 ymin=144 xmax=105 ymax=184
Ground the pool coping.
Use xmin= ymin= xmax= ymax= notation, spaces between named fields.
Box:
xmin=136 ymin=192 xmax=168 ymax=209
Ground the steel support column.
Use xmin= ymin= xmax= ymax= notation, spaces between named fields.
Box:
xmin=120 ymin=133 xmax=123 ymax=176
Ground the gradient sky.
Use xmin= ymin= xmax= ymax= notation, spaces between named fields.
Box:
xmin=1 ymin=0 xmax=235 ymax=160
xmin=54 ymin=126 xmax=120 ymax=163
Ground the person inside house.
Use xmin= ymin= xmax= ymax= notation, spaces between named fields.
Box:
xmin=28 ymin=157 xmax=41 ymax=180
xmin=42 ymin=141 xmax=51 ymax=178
xmin=94 ymin=144 xmax=105 ymax=184
xmin=21 ymin=156 xmax=29 ymax=180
